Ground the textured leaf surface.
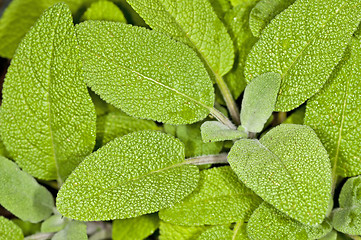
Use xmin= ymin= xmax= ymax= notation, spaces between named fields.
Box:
xmin=0 ymin=216 xmax=24 ymax=240
xmin=57 ymin=131 xmax=199 ymax=221
xmin=41 ymin=214 xmax=68 ymax=233
xmin=81 ymin=0 xmax=127 ymax=22
xmin=249 ymin=0 xmax=296 ymax=37
xmin=245 ymin=0 xmax=361 ymax=111
xmin=126 ymin=0 xmax=234 ymax=77
xmin=0 ymin=156 xmax=54 ymax=223
xmin=209 ymin=0 xmax=231 ymax=19
xmin=0 ymin=3 xmax=96 ymax=181
xmin=305 ymin=38 xmax=361 ymax=177
xmin=52 ymin=221 xmax=87 ymax=240
xmin=228 ymin=124 xmax=332 ymax=225
xmin=198 ymin=226 xmax=233 ymax=240
xmin=76 ymin=21 xmax=214 ymax=124
xmin=232 ymin=221 xmax=250 ymax=240
xmin=159 ymin=221 xmax=210 ymax=240
xmin=201 ymin=121 xmax=247 ymax=142
xmin=112 ymin=214 xmax=159 ymax=240
xmin=159 ymin=166 xmax=262 ymax=226
xmin=241 ymin=72 xmax=281 ymax=133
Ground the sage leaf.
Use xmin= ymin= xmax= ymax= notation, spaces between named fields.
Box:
xmin=56 ymin=130 xmax=200 ymax=221
xmin=245 ymin=0 xmax=361 ymax=112
xmin=159 ymin=166 xmax=262 ymax=226
xmin=228 ymin=124 xmax=332 ymax=225
xmin=0 ymin=216 xmax=24 ymax=240
xmin=41 ymin=214 xmax=68 ymax=233
xmin=283 ymin=106 xmax=305 ymax=125
xmin=198 ymin=226 xmax=233 ymax=240
xmin=240 ymin=72 xmax=281 ymax=133
xmin=200 ymin=121 xmax=247 ymax=142
xmin=249 ymin=0 xmax=296 ymax=37
xmin=305 ymin=37 xmax=361 ymax=177
xmin=112 ymin=214 xmax=159 ymax=240
xmin=0 ymin=3 xmax=96 ymax=181
xmin=80 ymin=0 xmax=127 ymax=22
xmin=159 ymin=221 xmax=210 ymax=240
xmin=0 ymin=156 xmax=54 ymax=223
xmin=232 ymin=221 xmax=250 ymax=240
xmin=209 ymin=0 xmax=232 ymax=19
xmin=52 ymin=221 xmax=87 ymax=240
xmin=126 ymin=0 xmax=234 ymax=77
xmin=76 ymin=21 xmax=214 ymax=124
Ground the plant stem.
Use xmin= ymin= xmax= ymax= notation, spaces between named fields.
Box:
xmin=215 ymin=73 xmax=240 ymax=125
xmin=210 ymin=107 xmax=237 ymax=130
xmin=184 ymin=153 xmax=228 ymax=165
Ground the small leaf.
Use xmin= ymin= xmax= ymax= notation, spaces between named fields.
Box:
xmin=81 ymin=0 xmax=127 ymax=22
xmin=198 ymin=226 xmax=233 ymax=240
xmin=52 ymin=221 xmax=87 ymax=240
xmin=228 ymin=124 xmax=332 ymax=225
xmin=159 ymin=166 xmax=262 ymax=226
xmin=76 ymin=21 xmax=214 ymax=124
xmin=249 ymin=0 xmax=296 ymax=37
xmin=0 ymin=156 xmax=54 ymax=223
xmin=41 ymin=214 xmax=68 ymax=233
xmin=201 ymin=121 xmax=247 ymax=142
xmin=112 ymin=214 xmax=159 ymax=240
xmin=56 ymin=130 xmax=200 ymax=221
xmin=232 ymin=221 xmax=250 ymax=240
xmin=240 ymin=72 xmax=281 ymax=133
xmin=245 ymin=0 xmax=361 ymax=111
xmin=0 ymin=3 xmax=96 ymax=181
xmin=0 ymin=216 xmax=24 ymax=240
xmin=159 ymin=221 xmax=210 ymax=240
xmin=283 ymin=105 xmax=305 ymax=125
xmin=305 ymin=37 xmax=361 ymax=177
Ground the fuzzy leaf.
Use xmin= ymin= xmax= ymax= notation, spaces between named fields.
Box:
xmin=0 ymin=216 xmax=24 ymax=240
xmin=159 ymin=166 xmax=262 ymax=226
xmin=52 ymin=221 xmax=87 ymax=240
xmin=201 ymin=121 xmax=247 ymax=142
xmin=241 ymin=72 xmax=281 ymax=133
xmin=76 ymin=21 xmax=214 ymax=125
xmin=198 ymin=226 xmax=233 ymax=240
xmin=126 ymin=0 xmax=234 ymax=77
xmin=249 ymin=0 xmax=296 ymax=37
xmin=245 ymin=0 xmax=361 ymax=112
xmin=81 ymin=0 xmax=127 ymax=22
xmin=0 ymin=156 xmax=54 ymax=223
xmin=0 ymin=3 xmax=96 ymax=181
xmin=112 ymin=214 xmax=159 ymax=240
xmin=41 ymin=214 xmax=68 ymax=233
xmin=159 ymin=221 xmax=210 ymax=240
xmin=57 ymin=131 xmax=199 ymax=221
xmin=305 ymin=37 xmax=361 ymax=177
xmin=228 ymin=124 xmax=332 ymax=225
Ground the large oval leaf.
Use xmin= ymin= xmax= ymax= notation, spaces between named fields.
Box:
xmin=56 ymin=131 xmax=200 ymax=221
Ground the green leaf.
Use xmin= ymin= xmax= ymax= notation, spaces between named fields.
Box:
xmin=80 ymin=0 xmax=127 ymax=22
xmin=305 ymin=37 xmax=361 ymax=177
xmin=319 ymin=230 xmax=351 ymax=240
xmin=159 ymin=166 xmax=262 ymax=226
xmin=232 ymin=221 xmax=250 ymax=240
xmin=11 ymin=219 xmax=41 ymax=236
xmin=198 ymin=226 xmax=233 ymax=240
xmin=56 ymin=130 xmax=200 ymax=221
xmin=41 ymin=214 xmax=68 ymax=233
xmin=159 ymin=221 xmax=210 ymax=240
xmin=96 ymin=110 xmax=160 ymax=148
xmin=200 ymin=121 xmax=247 ymax=142
xmin=0 ymin=3 xmax=96 ymax=181
xmin=240 ymin=72 xmax=281 ymax=133
xmin=126 ymin=0 xmax=234 ymax=77
xmin=228 ymin=124 xmax=332 ymax=225
xmin=0 ymin=156 xmax=54 ymax=223
xmin=112 ymin=214 xmax=159 ymax=240
xmin=208 ymin=0 xmax=232 ymax=19
xmin=283 ymin=106 xmax=305 ymax=125
xmin=76 ymin=21 xmax=214 ymax=125
xmin=52 ymin=221 xmax=87 ymax=240
xmin=0 ymin=216 xmax=24 ymax=240
xmin=244 ymin=0 xmax=361 ymax=112
xmin=249 ymin=0 xmax=296 ymax=37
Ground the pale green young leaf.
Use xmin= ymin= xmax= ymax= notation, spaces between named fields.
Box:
xmin=112 ymin=214 xmax=159 ymax=240
xmin=232 ymin=221 xmax=250 ymax=240
xmin=159 ymin=166 xmax=262 ymax=226
xmin=126 ymin=0 xmax=234 ymax=77
xmin=240 ymin=72 xmax=281 ymax=133
xmin=249 ymin=0 xmax=296 ymax=37
xmin=228 ymin=124 xmax=332 ymax=225
xmin=0 ymin=156 xmax=54 ymax=223
xmin=198 ymin=226 xmax=233 ymax=240
xmin=51 ymin=221 xmax=87 ymax=240
xmin=0 ymin=3 xmax=96 ymax=181
xmin=76 ymin=21 xmax=214 ymax=125
xmin=0 ymin=216 xmax=24 ymax=240
xmin=159 ymin=221 xmax=210 ymax=240
xmin=41 ymin=214 xmax=68 ymax=233
xmin=245 ymin=0 xmax=361 ymax=112
xmin=201 ymin=121 xmax=247 ymax=142
xmin=57 ymin=131 xmax=199 ymax=221
xmin=81 ymin=0 xmax=127 ymax=22
xmin=305 ymin=37 xmax=361 ymax=177
xmin=283 ymin=106 xmax=305 ymax=125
